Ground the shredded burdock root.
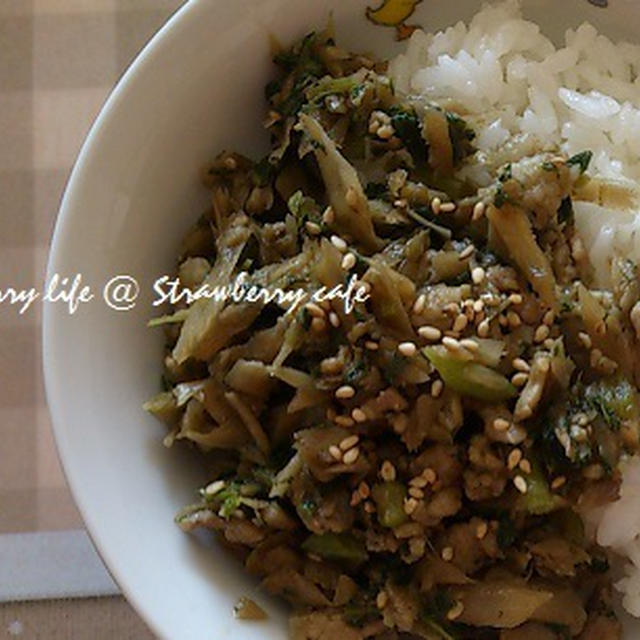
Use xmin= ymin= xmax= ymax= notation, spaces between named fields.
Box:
xmin=145 ymin=26 xmax=640 ymax=640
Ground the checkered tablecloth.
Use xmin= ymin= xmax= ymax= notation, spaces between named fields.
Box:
xmin=0 ymin=1 xmax=185 ymax=637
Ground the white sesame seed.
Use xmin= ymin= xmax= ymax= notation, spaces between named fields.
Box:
xmin=352 ymin=408 xmax=367 ymax=423
xmin=543 ymin=310 xmax=555 ymax=326
xmin=422 ymin=468 xmax=437 ymax=484
xmin=343 ymin=447 xmax=360 ymax=465
xmin=413 ymin=294 xmax=427 ymax=315
xmin=330 ymin=235 xmax=348 ymax=252
xmin=453 ymin=313 xmax=469 ymax=333
xmin=519 ymin=459 xmax=532 ymax=474
xmin=508 ymin=449 xmax=523 ymax=470
xmin=514 ymin=476 xmax=528 ymax=494
xmin=473 ymin=299 xmax=485 ymax=313
xmin=431 ymin=379 xmax=444 ymax=398
xmin=590 ymin=348 xmax=603 ymax=368
xmin=340 ymin=435 xmax=360 ymax=451
xmin=508 ymin=293 xmax=523 ymax=305
xmin=305 ymin=302 xmax=325 ymax=318
xmin=512 ymin=358 xmax=530 ymax=372
xmin=404 ymin=498 xmax=418 ymax=515
xmin=393 ymin=199 xmax=408 ymax=209
xmin=335 ymin=385 xmax=356 ymax=400
xmin=442 ymin=336 xmax=461 ymax=350
xmin=418 ymin=325 xmax=442 ymax=341
xmin=431 ymin=197 xmax=442 ymax=215
xmin=305 ymin=221 xmax=322 ymax=235
xmin=471 ymin=266 xmax=486 ymax=285
xmin=410 ymin=476 xmax=428 ymax=489
xmin=512 ymin=372 xmax=529 ymax=387
xmin=493 ymin=418 xmax=511 ymax=432
xmin=441 ymin=546 xmax=454 ymax=562
xmin=439 ymin=202 xmax=456 ymax=213
xmin=408 ymin=486 xmax=424 ymax=499
xmin=380 ymin=460 xmax=396 ymax=482
xmin=460 ymin=338 xmax=479 ymax=352
xmin=341 ymin=252 xmax=356 ymax=270
xmin=578 ymin=332 xmax=592 ymax=349
xmin=534 ymin=324 xmax=550 ymax=343
xmin=334 ymin=416 xmax=355 ymax=427
xmin=507 ymin=311 xmax=522 ymax=328
xmin=398 ymin=341 xmax=417 ymax=357
xmin=447 ymin=601 xmax=465 ymax=621
xmin=376 ymin=591 xmax=389 ymax=609
xmin=323 ymin=206 xmax=335 ymax=225
xmin=459 ymin=245 xmax=475 ymax=260
xmin=329 ymin=445 xmax=342 ymax=461
xmin=364 ymin=340 xmax=379 ymax=351
xmin=551 ymin=476 xmax=567 ymax=490
xmin=329 ymin=312 xmax=340 ymax=328
xmin=476 ymin=521 xmax=488 ymax=540
xmin=477 ymin=319 xmax=490 ymax=338
xmin=204 ymin=480 xmax=226 ymax=496
xmin=377 ymin=124 xmax=394 ymax=140
xmin=472 ymin=201 xmax=486 ymax=221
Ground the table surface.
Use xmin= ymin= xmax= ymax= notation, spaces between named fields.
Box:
xmin=0 ymin=1 xmax=185 ymax=637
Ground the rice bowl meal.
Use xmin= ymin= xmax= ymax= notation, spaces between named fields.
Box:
xmin=144 ymin=2 xmax=640 ymax=638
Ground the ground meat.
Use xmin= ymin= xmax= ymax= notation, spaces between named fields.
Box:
xmin=442 ymin=518 xmax=501 ymax=575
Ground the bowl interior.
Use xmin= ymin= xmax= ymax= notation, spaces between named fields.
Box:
xmin=44 ymin=0 xmax=640 ymax=638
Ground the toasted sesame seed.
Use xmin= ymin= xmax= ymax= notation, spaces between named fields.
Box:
xmin=204 ymin=480 xmax=226 ymax=496
xmin=431 ymin=197 xmax=442 ymax=214
xmin=419 ymin=325 xmax=442 ymax=341
xmin=311 ymin=317 xmax=327 ymax=333
xmin=363 ymin=500 xmax=376 ymax=513
xmin=441 ymin=546 xmax=454 ymax=562
xmin=422 ymin=468 xmax=438 ymax=484
xmin=498 ymin=314 xmax=509 ymax=327
xmin=578 ymin=331 xmax=592 ymax=349
xmin=305 ymin=221 xmax=322 ymax=235
xmin=410 ymin=476 xmax=429 ymax=489
xmin=408 ymin=486 xmax=425 ymax=499
xmin=512 ymin=372 xmax=529 ymax=387
xmin=494 ymin=418 xmax=511 ymax=432
xmin=534 ymin=324 xmax=550 ymax=343
xmin=376 ymin=591 xmax=389 ymax=609
xmin=514 ymin=476 xmax=528 ymax=494
xmin=377 ymin=124 xmax=395 ymax=140
xmin=305 ymin=302 xmax=325 ymax=318
xmin=329 ymin=445 xmax=342 ymax=461
xmin=343 ymin=447 xmax=360 ymax=465
xmin=404 ymin=498 xmax=418 ymax=515
xmin=473 ymin=299 xmax=485 ymax=313
xmin=590 ymin=348 xmax=603 ymax=368
xmin=380 ymin=460 xmax=397 ymax=482
xmin=412 ymin=293 xmax=427 ymax=315
xmin=393 ymin=199 xmax=408 ymax=209
xmin=392 ymin=414 xmax=408 ymax=435
xmin=330 ymin=235 xmax=348 ymax=252
xmin=398 ymin=341 xmax=417 ymax=357
xmin=460 ymin=338 xmax=479 ymax=351
xmin=442 ymin=336 xmax=461 ymax=350
xmin=512 ymin=358 xmax=530 ymax=372
xmin=472 ymin=201 xmax=486 ymax=221
xmin=477 ymin=319 xmax=490 ymax=338
xmin=341 ymin=252 xmax=357 ymax=270
xmin=519 ymin=459 xmax=532 ymax=474
xmin=543 ymin=310 xmax=555 ymax=326
xmin=365 ymin=340 xmax=379 ymax=351
xmin=471 ymin=266 xmax=486 ymax=285
xmin=551 ymin=476 xmax=567 ymax=490
xmin=340 ymin=435 xmax=359 ymax=451
xmin=508 ymin=449 xmax=523 ymax=470
xmin=440 ymin=202 xmax=456 ymax=213
xmin=543 ymin=338 xmax=555 ymax=350
xmin=507 ymin=311 xmax=522 ymax=328
xmin=358 ymin=482 xmax=371 ymax=499
xmin=322 ymin=206 xmax=335 ymax=225
xmin=476 ymin=521 xmax=489 ymax=539
xmin=447 ymin=601 xmax=465 ymax=621
xmin=453 ymin=313 xmax=469 ymax=333
xmin=328 ymin=312 xmax=340 ymax=328
xmin=431 ymin=379 xmax=444 ymax=398
xmin=445 ymin=302 xmax=461 ymax=315
xmin=352 ymin=408 xmax=367 ymax=423
xmin=459 ymin=245 xmax=475 ymax=260
xmin=334 ymin=416 xmax=355 ymax=427
xmin=508 ymin=293 xmax=523 ymax=305
xmin=335 ymin=385 xmax=356 ymax=400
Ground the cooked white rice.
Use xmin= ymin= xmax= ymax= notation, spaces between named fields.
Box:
xmin=391 ymin=0 xmax=640 ymax=616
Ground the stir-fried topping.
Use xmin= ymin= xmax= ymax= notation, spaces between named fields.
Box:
xmin=146 ymin=28 xmax=640 ymax=640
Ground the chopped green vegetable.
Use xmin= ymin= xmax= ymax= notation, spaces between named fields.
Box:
xmin=446 ymin=111 xmax=475 ymax=165
xmin=147 ymin=309 xmax=189 ymax=327
xmin=302 ymin=532 xmax=368 ymax=564
xmin=557 ymin=197 xmax=573 ymax=224
xmin=424 ymin=346 xmax=517 ymax=403
xmin=585 ymin=375 xmax=639 ymax=430
xmin=518 ymin=463 xmax=564 ymax=515
xmin=567 ymin=150 xmax=593 ymax=174
xmin=390 ymin=106 xmax=427 ymax=165
xmin=371 ymin=481 xmax=409 ymax=528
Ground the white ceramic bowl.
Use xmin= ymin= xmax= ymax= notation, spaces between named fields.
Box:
xmin=44 ymin=0 xmax=640 ymax=638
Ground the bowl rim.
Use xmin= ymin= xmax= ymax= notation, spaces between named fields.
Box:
xmin=42 ymin=1 xmax=197 ymax=638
